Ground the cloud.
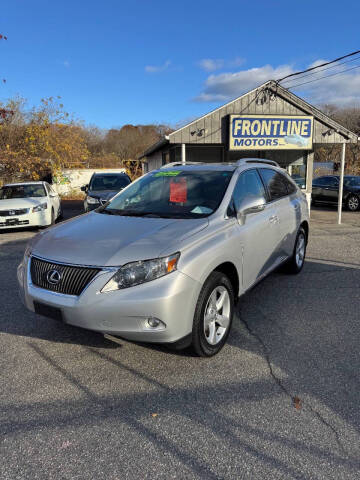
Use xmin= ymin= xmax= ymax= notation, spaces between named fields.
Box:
xmin=197 ymin=59 xmax=224 ymax=72
xmin=197 ymin=57 xmax=245 ymax=72
xmin=193 ymin=60 xmax=360 ymax=106
xmin=63 ymin=60 xmax=70 ymax=68
xmin=193 ymin=64 xmax=293 ymax=102
xmin=145 ymin=60 xmax=171 ymax=73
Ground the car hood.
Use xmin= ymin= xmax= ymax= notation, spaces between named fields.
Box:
xmin=31 ymin=212 xmax=209 ymax=266
xmin=88 ymin=190 xmax=121 ymax=201
xmin=0 ymin=197 xmax=46 ymax=210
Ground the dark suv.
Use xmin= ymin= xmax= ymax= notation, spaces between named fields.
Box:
xmin=82 ymin=172 xmax=131 ymax=212
xmin=312 ymin=175 xmax=360 ymax=211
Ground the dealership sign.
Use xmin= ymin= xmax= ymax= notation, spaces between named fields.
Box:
xmin=229 ymin=115 xmax=313 ymax=150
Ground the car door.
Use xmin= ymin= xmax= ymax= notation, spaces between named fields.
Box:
xmin=321 ymin=176 xmax=339 ymax=203
xmin=312 ymin=177 xmax=326 ymax=201
xmin=259 ymin=168 xmax=298 ymax=260
xmin=231 ymin=168 xmax=282 ymax=291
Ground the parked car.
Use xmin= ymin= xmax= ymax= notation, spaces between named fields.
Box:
xmin=18 ymin=159 xmax=309 ymax=356
xmin=0 ymin=181 xmax=61 ymax=230
xmin=312 ymin=175 xmax=360 ymax=211
xmin=82 ymin=172 xmax=131 ymax=212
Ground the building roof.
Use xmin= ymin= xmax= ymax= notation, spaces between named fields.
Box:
xmin=141 ymin=80 xmax=358 ymax=160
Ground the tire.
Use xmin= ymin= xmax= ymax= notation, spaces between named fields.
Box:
xmin=191 ymin=271 xmax=234 ymax=357
xmin=57 ymin=203 xmax=63 ymax=220
xmin=346 ymin=194 xmax=360 ymax=212
xmin=286 ymin=227 xmax=307 ymax=274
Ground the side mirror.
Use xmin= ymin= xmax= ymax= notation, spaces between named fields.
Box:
xmin=237 ymin=196 xmax=266 ymax=224
xmin=81 ymin=185 xmax=88 ymax=192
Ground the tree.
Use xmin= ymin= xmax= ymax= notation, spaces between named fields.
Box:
xmin=0 ymin=97 xmax=90 ymax=181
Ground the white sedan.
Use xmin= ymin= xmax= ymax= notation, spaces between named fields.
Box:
xmin=0 ymin=181 xmax=62 ymax=230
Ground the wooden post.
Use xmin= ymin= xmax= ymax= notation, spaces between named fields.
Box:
xmin=337 ymin=142 xmax=346 ymax=225
xmin=181 ymin=143 xmax=186 ymax=164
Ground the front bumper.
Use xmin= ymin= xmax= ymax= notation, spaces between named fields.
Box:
xmin=0 ymin=210 xmax=50 ymax=229
xmin=18 ymin=256 xmax=201 ymax=343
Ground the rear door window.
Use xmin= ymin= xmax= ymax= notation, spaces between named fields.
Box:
xmin=259 ymin=168 xmax=289 ymax=201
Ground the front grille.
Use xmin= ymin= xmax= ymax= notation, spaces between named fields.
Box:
xmin=30 ymin=256 xmax=101 ymax=296
xmin=0 ymin=208 xmax=29 ymax=217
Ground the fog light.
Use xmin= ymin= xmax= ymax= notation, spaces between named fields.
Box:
xmin=145 ymin=317 xmax=166 ymax=330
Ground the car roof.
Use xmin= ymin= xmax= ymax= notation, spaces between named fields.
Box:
xmin=158 ymin=163 xmax=236 ymax=172
xmin=3 ymin=181 xmax=45 ymax=186
xmin=92 ymin=172 xmax=129 ymax=176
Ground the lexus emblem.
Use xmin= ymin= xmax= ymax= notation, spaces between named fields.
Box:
xmin=9 ymin=210 xmax=15 ymax=216
xmin=46 ymin=269 xmax=62 ymax=285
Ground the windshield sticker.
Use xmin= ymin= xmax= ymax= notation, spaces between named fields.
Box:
xmin=154 ymin=170 xmax=181 ymax=177
xmin=170 ymin=178 xmax=187 ymax=203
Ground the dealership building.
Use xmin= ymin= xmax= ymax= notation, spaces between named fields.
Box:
xmin=141 ymin=80 xmax=358 ymax=204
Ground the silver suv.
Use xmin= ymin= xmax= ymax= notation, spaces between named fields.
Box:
xmin=18 ymin=159 xmax=309 ymax=356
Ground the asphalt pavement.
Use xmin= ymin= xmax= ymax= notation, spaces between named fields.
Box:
xmin=1 ymin=202 xmax=360 ymax=479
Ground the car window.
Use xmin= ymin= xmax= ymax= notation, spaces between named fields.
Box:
xmin=259 ymin=168 xmax=288 ymax=201
xmin=326 ymin=177 xmax=339 ymax=187
xmin=313 ymin=177 xmax=326 ymax=186
xmin=232 ymin=169 xmax=266 ymax=211
xmin=0 ymin=184 xmax=47 ymax=199
xmin=102 ymin=169 xmax=234 ymax=218
xmin=89 ymin=174 xmax=131 ymax=191
xmin=344 ymin=176 xmax=360 ymax=187
xmin=282 ymin=175 xmax=297 ymax=194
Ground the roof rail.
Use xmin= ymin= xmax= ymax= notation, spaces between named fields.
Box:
xmin=160 ymin=161 xmax=204 ymax=169
xmin=235 ymin=158 xmax=280 ymax=167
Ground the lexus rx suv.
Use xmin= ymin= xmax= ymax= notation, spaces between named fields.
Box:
xmin=18 ymin=159 xmax=309 ymax=357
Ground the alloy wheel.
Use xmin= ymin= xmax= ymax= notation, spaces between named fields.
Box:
xmin=348 ymin=195 xmax=359 ymax=211
xmin=203 ymin=286 xmax=231 ymax=345
xmin=295 ymin=233 xmax=305 ymax=269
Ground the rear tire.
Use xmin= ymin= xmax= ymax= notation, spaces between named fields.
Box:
xmin=191 ymin=271 xmax=234 ymax=357
xmin=346 ymin=194 xmax=360 ymax=212
xmin=57 ymin=203 xmax=63 ymax=220
xmin=285 ymin=227 xmax=307 ymax=274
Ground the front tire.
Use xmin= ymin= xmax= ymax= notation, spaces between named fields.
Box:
xmin=191 ymin=271 xmax=234 ymax=357
xmin=346 ymin=194 xmax=360 ymax=212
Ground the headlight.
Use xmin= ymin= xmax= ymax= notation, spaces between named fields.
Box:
xmin=87 ymin=196 xmax=100 ymax=204
xmin=32 ymin=203 xmax=47 ymax=212
xmin=102 ymin=252 xmax=180 ymax=292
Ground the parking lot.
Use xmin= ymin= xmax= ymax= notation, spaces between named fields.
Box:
xmin=1 ymin=202 xmax=360 ymax=479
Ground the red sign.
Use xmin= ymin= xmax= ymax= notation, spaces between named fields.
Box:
xmin=170 ymin=178 xmax=187 ymax=203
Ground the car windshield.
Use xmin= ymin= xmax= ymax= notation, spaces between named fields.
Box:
xmin=89 ymin=174 xmax=130 ymax=191
xmin=0 ymin=184 xmax=46 ymax=199
xmin=100 ymin=169 xmax=234 ymax=218
xmin=344 ymin=176 xmax=360 ymax=187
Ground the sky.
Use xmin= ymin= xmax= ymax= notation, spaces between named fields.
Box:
xmin=1 ymin=0 xmax=360 ymax=129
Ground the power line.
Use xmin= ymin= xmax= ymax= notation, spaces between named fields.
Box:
xmin=281 ymin=54 xmax=360 ymax=85
xmin=277 ymin=49 xmax=360 ymax=83
xmin=285 ymin=63 xmax=360 ymax=89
